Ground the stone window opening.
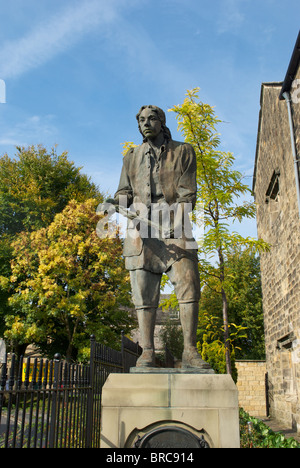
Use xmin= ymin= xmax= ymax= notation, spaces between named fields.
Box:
xmin=265 ymin=169 xmax=280 ymax=204
xmin=265 ymin=169 xmax=281 ymax=225
xmin=276 ymin=332 xmax=296 ymax=351
xmin=169 ymin=308 xmax=180 ymax=320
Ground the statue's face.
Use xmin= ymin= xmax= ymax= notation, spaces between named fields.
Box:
xmin=138 ymin=107 xmax=162 ymax=141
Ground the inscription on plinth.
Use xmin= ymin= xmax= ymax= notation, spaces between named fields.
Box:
xmin=100 ymin=373 xmax=240 ymax=449
xmin=134 ymin=426 xmax=210 ymax=448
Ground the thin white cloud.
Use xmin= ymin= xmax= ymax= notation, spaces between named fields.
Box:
xmin=102 ymin=18 xmax=200 ymax=98
xmin=0 ymin=0 xmax=125 ymax=79
xmin=0 ymin=114 xmax=58 ymax=149
xmin=217 ymin=0 xmax=246 ymax=34
xmin=0 ymin=138 xmax=22 ymax=147
xmin=0 ymin=0 xmax=195 ymax=95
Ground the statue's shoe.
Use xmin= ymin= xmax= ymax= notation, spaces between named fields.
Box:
xmin=136 ymin=349 xmax=155 ymax=368
xmin=182 ymin=348 xmax=212 ymax=369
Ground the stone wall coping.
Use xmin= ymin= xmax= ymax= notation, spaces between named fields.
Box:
xmin=236 ymin=360 xmax=266 ymax=363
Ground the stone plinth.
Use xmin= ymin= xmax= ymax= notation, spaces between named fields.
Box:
xmin=100 ymin=372 xmax=240 ymax=449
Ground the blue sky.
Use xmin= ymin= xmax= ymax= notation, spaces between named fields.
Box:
xmin=0 ymin=0 xmax=299 ymax=238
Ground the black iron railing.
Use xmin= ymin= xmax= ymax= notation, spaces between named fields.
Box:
xmin=0 ymin=333 xmax=143 ymax=448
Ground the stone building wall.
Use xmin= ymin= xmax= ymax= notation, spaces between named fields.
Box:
xmin=253 ymin=77 xmax=300 ymax=432
xmin=293 ymin=65 xmax=300 ymax=160
xmin=236 ymin=360 xmax=267 ymax=417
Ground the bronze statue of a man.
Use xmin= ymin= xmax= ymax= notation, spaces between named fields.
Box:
xmin=113 ymin=105 xmax=209 ymax=369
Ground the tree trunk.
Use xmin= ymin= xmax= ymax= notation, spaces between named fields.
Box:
xmin=14 ymin=342 xmax=28 ymax=379
xmin=218 ymin=245 xmax=232 ymax=376
xmin=221 ymin=288 xmax=232 ymax=375
xmin=66 ymin=342 xmax=74 ymax=363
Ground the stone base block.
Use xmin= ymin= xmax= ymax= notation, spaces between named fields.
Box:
xmin=100 ymin=373 xmax=240 ymax=449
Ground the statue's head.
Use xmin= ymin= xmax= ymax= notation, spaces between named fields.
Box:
xmin=136 ymin=105 xmax=172 ymax=142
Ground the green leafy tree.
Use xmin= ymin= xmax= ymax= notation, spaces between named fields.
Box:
xmin=0 ymin=145 xmax=101 ymax=341
xmin=169 ymin=89 xmax=269 ymax=374
xmin=0 ymin=145 xmax=100 ymax=235
xmin=1 ymin=199 xmax=134 ymax=361
xmin=159 ymin=318 xmax=184 ymax=360
xmin=224 ymin=248 xmax=265 ymax=359
xmin=198 ymin=248 xmax=265 ymax=360
xmin=196 ymin=307 xmax=243 ymax=382
xmin=200 ymin=336 xmax=238 ymax=382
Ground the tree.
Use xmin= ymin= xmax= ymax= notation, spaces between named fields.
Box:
xmin=200 ymin=336 xmax=238 ymax=383
xmin=198 ymin=247 xmax=265 ymax=360
xmin=1 ymin=199 xmax=134 ymax=361
xmin=0 ymin=145 xmax=101 ymax=341
xmin=159 ymin=318 xmax=184 ymax=361
xmin=0 ymin=144 xmax=100 ymax=235
xmin=169 ymin=89 xmax=269 ymax=374
xmin=223 ymin=248 xmax=265 ymax=359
